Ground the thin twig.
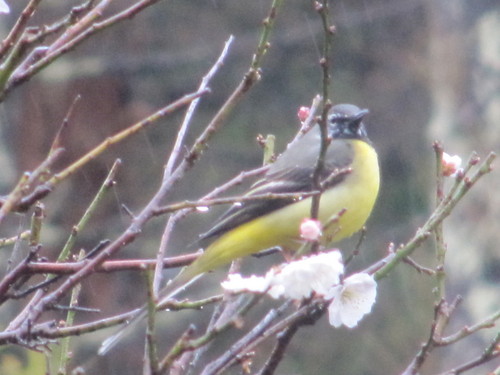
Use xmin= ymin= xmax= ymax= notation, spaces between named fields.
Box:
xmin=402 ymin=256 xmax=436 ymax=276
xmin=0 ymin=295 xmax=221 ymax=345
xmin=437 ymin=309 xmax=500 ymax=345
xmin=309 ymin=0 xmax=334 ymax=223
xmin=433 ymin=142 xmax=447 ymax=300
xmin=164 ymin=35 xmax=235 ymax=177
xmin=145 ymin=270 xmax=160 ymax=374
xmin=0 ymin=0 xmax=42 ymax=57
xmin=257 ymin=314 xmax=299 ymax=375
xmin=207 ymin=299 xmax=327 ymax=375
xmin=56 ymin=250 xmax=85 ymax=375
xmin=49 ymin=95 xmax=82 ymax=154
xmin=0 ymin=231 xmax=30 ymax=248
xmin=50 ymin=89 xmax=208 ymax=186
xmin=0 ymin=148 xmax=64 ymax=224
xmin=158 ymin=296 xmax=259 ymax=373
xmin=0 ymin=246 xmax=40 ymax=305
xmin=45 ymin=0 xmax=113 ymax=54
xmin=23 ymin=1 xmax=96 ymax=47
xmin=25 ymin=253 xmax=199 ymax=275
xmin=438 ymin=332 xmax=500 ymax=375
xmin=58 ymin=159 xmax=121 ymax=262
xmin=153 ymin=190 xmax=320 ymax=216
xmin=288 ymin=95 xmax=322 ymax=147
xmin=401 ymin=300 xmax=445 ymax=375
xmin=202 ymin=302 xmax=292 ymax=375
xmin=154 ymin=35 xmax=235 ymax=296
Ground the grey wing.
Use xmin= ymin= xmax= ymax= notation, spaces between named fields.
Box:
xmin=199 ymin=166 xmax=315 ymax=241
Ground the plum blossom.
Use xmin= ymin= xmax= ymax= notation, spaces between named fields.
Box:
xmin=326 ymin=273 xmax=377 ymax=328
xmin=221 ymin=273 xmax=271 ymax=294
xmin=222 ymin=251 xmax=377 ymax=329
xmin=222 ymin=250 xmax=344 ymax=299
xmin=267 ymin=250 xmax=343 ymax=299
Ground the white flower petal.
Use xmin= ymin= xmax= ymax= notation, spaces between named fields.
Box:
xmin=267 ymin=284 xmax=285 ymax=299
xmin=268 ymin=250 xmax=344 ymax=299
xmin=327 ymin=285 xmax=344 ymax=328
xmin=221 ymin=250 xmax=344 ymax=301
xmin=327 ymin=273 xmax=377 ymax=328
xmin=221 ymin=273 xmax=270 ymax=294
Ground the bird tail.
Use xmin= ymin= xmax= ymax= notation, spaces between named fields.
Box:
xmin=98 ymin=267 xmax=202 ymax=355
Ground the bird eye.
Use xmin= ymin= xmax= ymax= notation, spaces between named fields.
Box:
xmin=349 ymin=121 xmax=360 ymax=134
xmin=328 ymin=113 xmax=340 ymax=123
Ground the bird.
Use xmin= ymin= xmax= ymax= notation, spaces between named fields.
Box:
xmin=99 ymin=103 xmax=380 ymax=354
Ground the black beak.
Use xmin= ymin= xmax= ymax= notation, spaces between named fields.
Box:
xmin=353 ymin=109 xmax=370 ymax=121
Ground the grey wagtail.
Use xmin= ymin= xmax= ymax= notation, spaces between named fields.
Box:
xmin=99 ymin=103 xmax=380 ymax=354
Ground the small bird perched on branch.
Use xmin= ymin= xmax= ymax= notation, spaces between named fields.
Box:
xmin=99 ymin=103 xmax=380 ymax=354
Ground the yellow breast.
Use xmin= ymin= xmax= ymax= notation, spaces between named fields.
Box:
xmin=319 ymin=139 xmax=380 ymax=242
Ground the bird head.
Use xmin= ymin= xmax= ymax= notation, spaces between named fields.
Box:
xmin=327 ymin=104 xmax=370 ymax=141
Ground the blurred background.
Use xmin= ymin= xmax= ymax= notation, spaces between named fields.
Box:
xmin=0 ymin=0 xmax=498 ymax=374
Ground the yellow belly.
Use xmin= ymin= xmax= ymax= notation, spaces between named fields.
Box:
xmin=195 ymin=140 xmax=380 ymax=273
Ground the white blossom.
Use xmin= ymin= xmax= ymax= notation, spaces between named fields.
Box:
xmin=268 ymin=250 xmax=343 ymax=299
xmin=326 ymin=273 xmax=377 ymax=328
xmin=222 ymin=250 xmax=344 ymax=300
xmin=221 ymin=273 xmax=271 ymax=294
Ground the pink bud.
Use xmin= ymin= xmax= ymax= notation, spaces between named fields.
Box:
xmin=300 ymin=218 xmax=323 ymax=241
xmin=442 ymin=152 xmax=462 ymax=177
xmin=297 ymin=106 xmax=310 ymax=122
